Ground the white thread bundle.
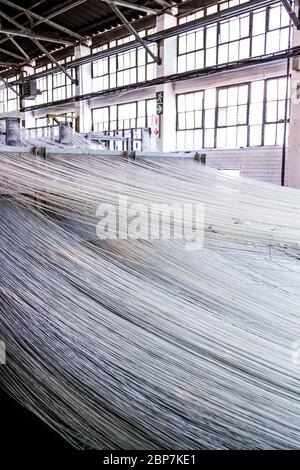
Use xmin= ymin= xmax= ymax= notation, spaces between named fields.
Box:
xmin=0 ymin=151 xmax=300 ymax=449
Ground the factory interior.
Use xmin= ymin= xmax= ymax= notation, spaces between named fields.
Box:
xmin=1 ymin=0 xmax=300 ymax=455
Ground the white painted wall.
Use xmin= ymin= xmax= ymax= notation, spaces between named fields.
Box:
xmin=202 ymin=147 xmax=284 ymax=185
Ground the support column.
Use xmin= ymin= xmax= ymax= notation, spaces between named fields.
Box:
xmin=74 ymin=43 xmax=92 ymax=133
xmin=156 ymin=13 xmax=177 ymax=152
xmin=287 ymin=1 xmax=300 ymax=188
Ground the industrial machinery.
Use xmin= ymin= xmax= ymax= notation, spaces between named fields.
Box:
xmin=0 ymin=117 xmax=20 ymax=146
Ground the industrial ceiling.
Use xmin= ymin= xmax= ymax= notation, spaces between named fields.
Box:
xmin=0 ymin=0 xmax=186 ymax=71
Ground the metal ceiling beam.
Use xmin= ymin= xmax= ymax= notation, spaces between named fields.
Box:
xmin=281 ymin=0 xmax=300 ymax=29
xmin=104 ymin=1 xmax=161 ymax=64
xmin=8 ymin=36 xmax=30 ymax=59
xmin=0 ymin=10 xmax=77 ymax=83
xmin=0 ymin=76 xmax=20 ymax=95
xmin=153 ymin=0 xmax=174 ymax=7
xmin=0 ymin=0 xmax=86 ymax=41
xmin=0 ymin=27 xmax=75 ymax=45
xmin=0 ymin=46 xmax=25 ymax=61
xmin=0 ymin=0 xmax=46 ymax=48
xmin=30 ymin=37 xmax=77 ymax=84
xmin=0 ymin=62 xmax=18 ymax=66
xmin=106 ymin=1 xmax=160 ymax=15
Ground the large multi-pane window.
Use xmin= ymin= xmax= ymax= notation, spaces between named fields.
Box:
xmin=92 ymin=98 xmax=156 ymax=149
xmin=52 ymin=57 xmax=75 ymax=101
xmin=177 ymin=76 xmax=289 ymax=150
xmin=264 ymin=77 xmax=289 ymax=146
xmin=0 ymin=76 xmax=19 ymax=113
xmin=178 ymin=0 xmax=250 ymax=24
xmin=34 ymin=56 xmax=75 ymax=105
xmin=92 ymin=29 xmax=157 ymax=92
xmin=178 ymin=2 xmax=290 ymax=73
xmin=217 ymin=84 xmax=249 ymax=148
xmin=35 ymin=65 xmax=53 ymax=105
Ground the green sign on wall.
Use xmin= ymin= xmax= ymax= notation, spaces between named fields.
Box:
xmin=156 ymin=91 xmax=164 ymax=115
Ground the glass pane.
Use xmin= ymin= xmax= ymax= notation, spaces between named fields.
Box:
xmin=267 ymin=80 xmax=278 ymax=101
xmin=219 ymin=44 xmax=228 ymax=64
xmin=227 ymin=106 xmax=238 ymax=125
xmin=250 ymin=125 xmax=262 ymax=146
xmin=217 ymin=128 xmax=227 ymax=148
xmin=238 ymin=85 xmax=248 ymax=104
xmin=269 ymin=6 xmax=281 ymax=30
xmin=218 ymin=108 xmax=227 ymax=126
xmin=238 ymin=105 xmax=247 ymax=124
xmin=205 ymin=109 xmax=215 ymax=128
xmin=205 ymin=88 xmax=216 ymax=109
xmin=266 ymin=30 xmax=280 ymax=54
xmin=278 ymin=78 xmax=287 ymax=100
xmin=276 ymin=123 xmax=285 ymax=145
xmin=219 ymin=89 xmax=228 ymax=107
xmin=266 ymin=101 xmax=277 ymax=122
xmin=195 ymin=111 xmax=202 ymax=128
xmin=250 ymin=103 xmax=263 ymax=125
xmin=228 ymin=87 xmax=238 ymax=105
xmin=237 ymin=126 xmax=247 ymax=147
xmin=204 ymin=129 xmax=215 ymax=147
xmin=206 ymin=26 xmax=217 ymax=47
xmin=227 ymin=126 xmax=237 ymax=147
xmin=206 ymin=47 xmax=217 ymax=66
xmin=251 ymin=81 xmax=264 ymax=103
xmin=264 ymin=123 xmax=276 ymax=145
xmin=252 ymin=35 xmax=265 ymax=56
xmin=253 ymin=10 xmax=266 ymax=35
xmin=177 ymin=95 xmax=186 ymax=112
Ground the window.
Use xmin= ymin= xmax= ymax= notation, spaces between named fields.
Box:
xmin=35 ymin=66 xmax=53 ymax=105
xmin=34 ymin=56 xmax=75 ymax=104
xmin=92 ymin=29 xmax=157 ymax=92
xmin=92 ymin=98 xmax=156 ymax=150
xmin=30 ymin=113 xmax=77 ymax=140
xmin=178 ymin=0 xmax=251 ymax=24
xmin=216 ymin=84 xmax=249 ymax=148
xmin=177 ymin=1 xmax=290 ymax=73
xmin=0 ymin=76 xmax=19 ymax=113
xmin=218 ymin=14 xmax=250 ymax=64
xmin=176 ymin=76 xmax=289 ymax=150
xmin=177 ymin=91 xmax=204 ymax=150
xmin=264 ymin=77 xmax=289 ymax=146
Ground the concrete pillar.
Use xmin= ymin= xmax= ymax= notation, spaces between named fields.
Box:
xmin=287 ymin=1 xmax=300 ymax=188
xmin=74 ymin=43 xmax=92 ymax=133
xmin=155 ymin=13 xmax=177 ymax=152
